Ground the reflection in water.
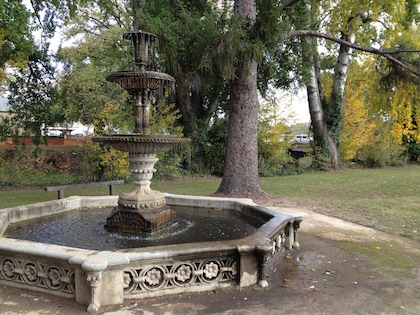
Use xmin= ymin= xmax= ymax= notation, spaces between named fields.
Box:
xmin=5 ymin=206 xmax=264 ymax=250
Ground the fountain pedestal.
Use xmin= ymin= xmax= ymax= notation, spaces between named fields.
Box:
xmin=106 ymin=152 xmax=175 ymax=232
xmin=93 ymin=135 xmax=189 ymax=232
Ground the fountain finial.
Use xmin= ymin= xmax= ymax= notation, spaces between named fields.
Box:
xmin=123 ymin=31 xmax=158 ymax=72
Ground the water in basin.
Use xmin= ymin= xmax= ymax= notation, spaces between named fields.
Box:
xmin=4 ymin=206 xmax=264 ymax=250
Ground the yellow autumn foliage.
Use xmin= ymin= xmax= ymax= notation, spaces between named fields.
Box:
xmin=341 ymin=54 xmax=419 ymax=165
xmin=340 ymin=62 xmax=376 ymax=161
xmin=387 ymin=80 xmax=420 ymax=143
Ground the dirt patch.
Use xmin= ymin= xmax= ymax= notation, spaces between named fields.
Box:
xmin=97 ymin=231 xmax=420 ymax=315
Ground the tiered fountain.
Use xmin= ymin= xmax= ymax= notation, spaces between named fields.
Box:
xmin=0 ymin=30 xmax=302 ymax=313
xmin=92 ymin=31 xmax=190 ymax=232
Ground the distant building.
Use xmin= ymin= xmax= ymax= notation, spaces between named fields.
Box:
xmin=1 ymin=97 xmax=93 ymax=145
xmin=293 ymin=134 xmax=312 ymax=144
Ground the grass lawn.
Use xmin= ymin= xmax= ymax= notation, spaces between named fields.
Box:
xmin=260 ymin=166 xmax=420 ymax=241
xmin=1 ymin=165 xmax=419 ymax=241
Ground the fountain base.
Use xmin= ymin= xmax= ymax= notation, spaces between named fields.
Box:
xmin=105 ymin=205 xmax=176 ymax=232
xmin=0 ymin=194 xmax=302 ymax=313
xmin=106 ymin=186 xmax=177 ymax=232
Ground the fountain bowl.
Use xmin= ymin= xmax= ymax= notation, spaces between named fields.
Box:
xmin=0 ymin=194 xmax=301 ymax=312
xmin=92 ymin=134 xmax=191 ymax=153
xmin=106 ymin=71 xmax=175 ymax=90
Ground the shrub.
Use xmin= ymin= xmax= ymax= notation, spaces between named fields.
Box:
xmin=357 ymin=124 xmax=407 ymax=167
xmin=406 ymin=142 xmax=420 ymax=162
xmin=78 ymin=143 xmax=130 ymax=182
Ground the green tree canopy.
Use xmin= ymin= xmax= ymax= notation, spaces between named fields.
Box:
xmin=0 ymin=0 xmax=34 ymax=89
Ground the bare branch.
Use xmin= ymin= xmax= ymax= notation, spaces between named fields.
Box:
xmin=282 ymin=0 xmax=302 ymax=10
xmin=88 ymin=16 xmax=111 ymax=30
xmin=289 ymin=30 xmax=420 ymax=77
xmin=382 ymin=49 xmax=420 ymax=54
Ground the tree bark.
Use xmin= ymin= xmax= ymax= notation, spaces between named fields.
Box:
xmin=301 ymin=3 xmax=340 ymax=168
xmin=306 ymin=32 xmax=355 ymax=169
xmin=328 ymin=32 xmax=355 ymax=145
xmin=216 ymin=0 xmax=263 ymax=195
xmin=306 ymin=51 xmax=339 ymax=167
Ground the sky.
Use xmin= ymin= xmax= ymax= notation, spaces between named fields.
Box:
xmin=285 ymin=89 xmax=311 ymax=124
xmin=269 ymin=88 xmax=311 ymax=124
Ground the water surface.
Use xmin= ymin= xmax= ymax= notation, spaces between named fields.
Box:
xmin=5 ymin=206 xmax=263 ymax=250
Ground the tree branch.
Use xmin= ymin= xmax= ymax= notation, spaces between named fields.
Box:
xmin=282 ymin=0 xmax=302 ymax=10
xmin=88 ymin=16 xmax=111 ymax=30
xmin=289 ymin=30 xmax=420 ymax=77
xmin=112 ymin=0 xmax=125 ymax=28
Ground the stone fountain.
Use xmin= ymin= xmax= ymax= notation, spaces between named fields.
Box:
xmin=0 ymin=30 xmax=302 ymax=313
xmin=92 ymin=31 xmax=190 ymax=233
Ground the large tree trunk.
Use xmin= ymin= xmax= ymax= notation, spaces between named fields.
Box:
xmin=301 ymin=6 xmax=340 ymax=168
xmin=306 ymin=56 xmax=340 ymax=168
xmin=327 ymin=33 xmax=355 ymax=144
xmin=216 ymin=0 xmax=263 ymax=195
xmin=309 ymin=32 xmax=354 ymax=169
xmin=301 ymin=4 xmax=354 ymax=169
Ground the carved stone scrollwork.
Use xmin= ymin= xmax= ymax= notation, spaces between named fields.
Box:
xmin=201 ymin=261 xmax=220 ymax=282
xmin=143 ymin=266 xmax=165 ymax=290
xmin=256 ymin=243 xmax=274 ymax=288
xmin=173 ymin=263 xmax=194 ymax=286
xmin=1 ymin=259 xmax=18 ymax=280
xmin=275 ymin=232 xmax=286 ymax=253
xmin=0 ymin=256 xmax=75 ymax=295
xmin=23 ymin=263 xmax=39 ymax=284
xmin=46 ymin=267 xmax=65 ymax=290
xmin=123 ymin=257 xmax=238 ymax=296
xmin=86 ymin=272 xmax=102 ymax=313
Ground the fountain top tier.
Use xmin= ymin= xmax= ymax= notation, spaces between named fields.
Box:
xmin=104 ymin=30 xmax=176 ymax=135
xmin=106 ymin=31 xmax=175 ymax=92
